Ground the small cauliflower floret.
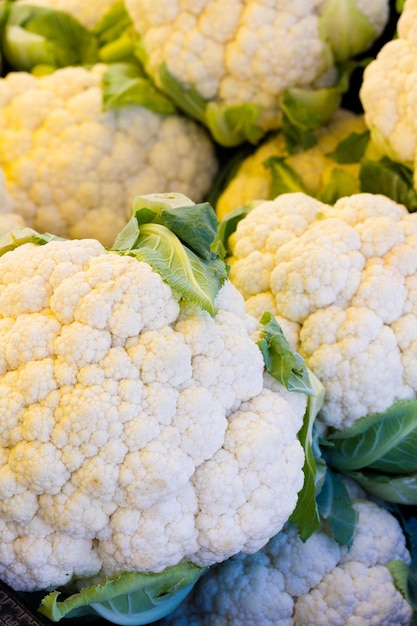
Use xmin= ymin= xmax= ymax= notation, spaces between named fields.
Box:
xmin=163 ymin=482 xmax=412 ymax=625
xmin=228 ymin=192 xmax=417 ymax=430
xmin=0 ymin=64 xmax=217 ymax=246
xmin=216 ymin=109 xmax=368 ymax=220
xmin=125 ymin=0 xmax=389 ymax=145
xmin=0 ymin=235 xmax=306 ymax=592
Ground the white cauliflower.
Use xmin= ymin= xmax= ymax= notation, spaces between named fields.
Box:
xmin=162 ymin=481 xmax=412 ymax=625
xmin=0 ymin=64 xmax=217 ymax=246
xmin=226 ymin=191 xmax=417 ymax=430
xmin=125 ymin=0 xmax=390 ymax=145
xmin=0 ymin=213 xmax=307 ymax=593
xmin=360 ymin=0 xmax=417 ymax=174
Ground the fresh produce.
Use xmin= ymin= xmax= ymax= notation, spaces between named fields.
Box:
xmin=359 ymin=0 xmax=417 ymax=209
xmin=0 ymin=63 xmax=218 ymax=246
xmin=124 ymin=0 xmax=390 ymax=146
xmin=0 ymin=192 xmax=320 ymax=623
xmin=0 ymin=0 xmax=138 ymax=71
xmin=221 ymin=191 xmax=417 ymax=503
xmin=225 ymin=191 xmax=415 ymax=429
xmin=215 ymin=108 xmax=370 ymax=220
xmin=160 ymin=480 xmax=412 ymax=626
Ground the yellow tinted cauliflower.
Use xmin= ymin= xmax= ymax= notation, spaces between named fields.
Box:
xmin=0 ymin=64 xmax=217 ymax=246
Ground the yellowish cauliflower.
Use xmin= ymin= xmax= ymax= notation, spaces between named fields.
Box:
xmin=0 ymin=64 xmax=218 ymax=246
xmin=216 ymin=109 xmax=368 ymax=220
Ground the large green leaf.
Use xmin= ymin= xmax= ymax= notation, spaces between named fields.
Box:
xmin=1 ymin=3 xmax=98 ymax=71
xmin=319 ymin=0 xmax=377 ymax=62
xmin=343 ymin=469 xmax=417 ymax=505
xmin=289 ymin=370 xmax=326 ymax=541
xmin=326 ymin=130 xmax=370 ymax=164
xmin=323 ymin=401 xmax=417 ymax=474
xmin=264 ymin=157 xmax=308 ymax=198
xmin=316 ymin=468 xmax=358 ymax=547
xmin=38 ymin=562 xmax=205 ymax=623
xmin=257 ymin=312 xmax=314 ymax=395
xmin=102 ymin=62 xmax=176 ymax=114
xmin=121 ymin=223 xmax=226 ymax=315
xmin=360 ymin=157 xmax=417 ymax=212
xmin=112 ymin=193 xmax=228 ymax=314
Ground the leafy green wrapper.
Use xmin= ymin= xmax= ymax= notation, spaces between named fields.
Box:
xmin=257 ymin=312 xmax=314 ymax=395
xmin=38 ymin=562 xmax=205 ymax=623
xmin=322 ymin=400 xmax=417 ymax=504
xmin=0 ymin=1 xmax=98 ymax=71
xmin=157 ymin=62 xmax=263 ymax=147
xmin=256 ymin=312 xmax=327 ymax=540
xmin=316 ymin=468 xmax=358 ymax=547
xmin=360 ymin=157 xmax=417 ymax=212
xmin=111 ymin=193 xmax=228 ymax=315
xmin=102 ymin=62 xmax=176 ymax=113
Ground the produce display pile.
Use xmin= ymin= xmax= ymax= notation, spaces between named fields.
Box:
xmin=1 ymin=1 xmax=417 ymax=625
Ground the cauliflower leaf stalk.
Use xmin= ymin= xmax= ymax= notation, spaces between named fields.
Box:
xmin=0 ymin=0 xmax=99 ymax=73
xmin=251 ymin=313 xmax=337 ymax=543
xmin=38 ymin=563 xmax=205 ymax=624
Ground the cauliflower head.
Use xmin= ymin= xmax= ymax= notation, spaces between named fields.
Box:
xmin=0 ymin=233 xmax=306 ymax=592
xmin=216 ymin=109 xmax=368 ymax=220
xmin=162 ymin=480 xmax=412 ymax=626
xmin=360 ymin=0 xmax=417 ymax=181
xmin=0 ymin=64 xmax=217 ymax=246
xmin=227 ymin=191 xmax=417 ymax=430
xmin=125 ymin=0 xmax=389 ymax=145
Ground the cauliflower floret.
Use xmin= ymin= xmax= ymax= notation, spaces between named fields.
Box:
xmin=228 ymin=191 xmax=417 ymax=429
xmin=0 ymin=235 xmax=306 ymax=592
xmin=0 ymin=64 xmax=217 ymax=246
xmin=162 ymin=487 xmax=412 ymax=625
